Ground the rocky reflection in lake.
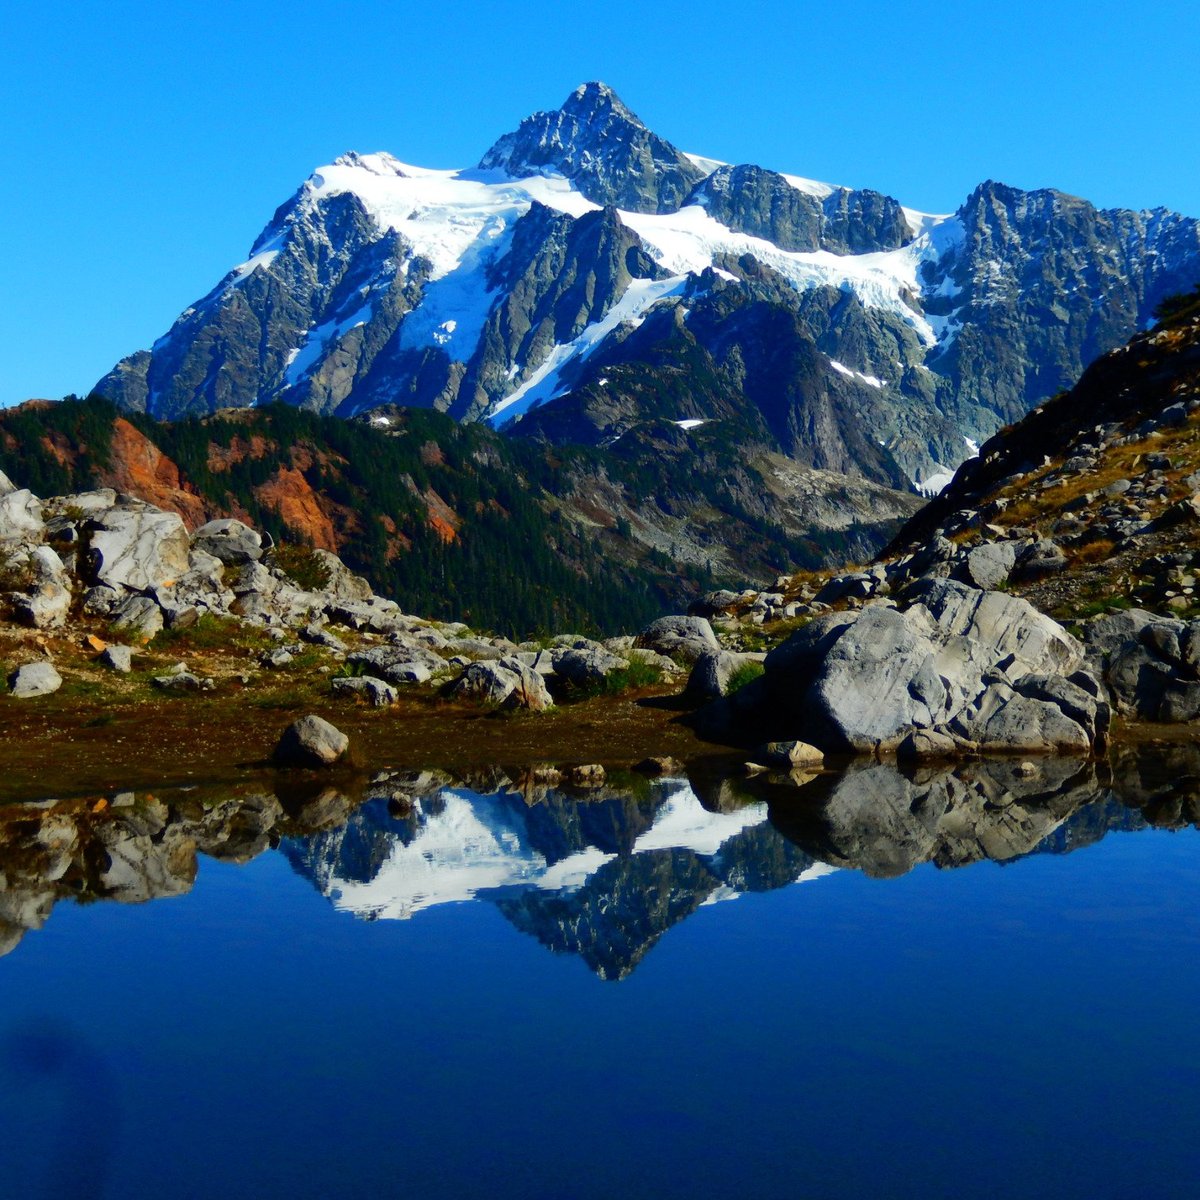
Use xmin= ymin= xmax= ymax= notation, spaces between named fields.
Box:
xmin=2 ymin=748 xmax=1197 ymax=976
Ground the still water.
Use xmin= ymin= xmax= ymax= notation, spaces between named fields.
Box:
xmin=1 ymin=752 xmax=1198 ymax=1198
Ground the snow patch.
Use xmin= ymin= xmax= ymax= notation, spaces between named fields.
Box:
xmin=488 ymin=275 xmax=688 ymax=424
xmin=829 ymin=360 xmax=885 ymax=389
xmin=673 ymin=418 xmax=707 ymax=430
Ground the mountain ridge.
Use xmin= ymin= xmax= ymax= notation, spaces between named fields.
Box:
xmin=91 ymin=82 xmax=1200 ymax=496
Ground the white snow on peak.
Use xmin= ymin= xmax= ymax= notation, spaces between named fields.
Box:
xmin=683 ymin=151 xmax=727 ymax=175
xmin=229 ymin=149 xmax=971 ymax=405
xmin=901 ymin=207 xmax=957 ymax=240
xmin=673 ymin=418 xmax=707 ymax=430
xmin=781 ymin=172 xmax=837 ymax=200
xmin=304 ymin=156 xmax=598 ymax=281
xmin=829 ymin=360 xmax=885 ymax=389
xmin=488 ymin=275 xmax=688 ymax=425
xmin=619 ymin=204 xmax=953 ymax=347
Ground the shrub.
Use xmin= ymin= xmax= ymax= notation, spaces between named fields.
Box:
xmin=725 ymin=660 xmax=765 ymax=694
xmin=271 ymin=543 xmax=332 ymax=593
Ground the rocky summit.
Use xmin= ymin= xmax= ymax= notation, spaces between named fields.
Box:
xmin=90 ymin=82 xmax=1200 ymax=495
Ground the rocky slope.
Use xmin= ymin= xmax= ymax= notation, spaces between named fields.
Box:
xmin=0 ymin=397 xmax=917 ymax=634
xmin=91 ymin=81 xmax=1200 ymax=493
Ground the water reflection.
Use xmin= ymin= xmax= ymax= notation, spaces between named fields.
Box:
xmin=2 ymin=748 xmax=1198 ymax=977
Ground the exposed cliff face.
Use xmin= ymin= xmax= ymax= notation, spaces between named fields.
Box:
xmin=90 ymin=82 xmax=1200 ymax=498
xmin=478 ymin=81 xmax=707 ymax=214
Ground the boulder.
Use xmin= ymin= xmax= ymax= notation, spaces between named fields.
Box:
xmin=9 ymin=546 xmax=72 ymax=629
xmin=688 ymin=650 xmax=765 ymax=700
xmin=110 ymin=595 xmax=164 ymax=642
xmin=346 ymin=645 xmax=443 ymax=683
xmin=708 ymin=580 xmax=1104 ymax=756
xmin=552 ymin=647 xmax=628 ymax=687
xmin=1085 ymin=609 xmax=1200 ymax=721
xmin=6 ymin=661 xmax=62 ymax=698
xmin=0 ymin=489 xmax=44 ymax=542
xmin=151 ymin=671 xmax=210 ymax=691
xmin=958 ymin=541 xmax=1017 ymax=590
xmin=190 ymin=519 xmax=262 ymax=565
xmin=332 ymin=675 xmax=398 ymax=707
xmin=86 ymin=506 xmax=191 ymax=590
xmin=272 ymin=715 xmax=350 ymax=767
xmin=635 ymin=615 xmax=720 ymax=663
xmin=0 ymin=469 xmax=14 ymax=497
xmin=448 ymin=658 xmax=553 ymax=711
xmin=99 ymin=645 xmax=134 ymax=673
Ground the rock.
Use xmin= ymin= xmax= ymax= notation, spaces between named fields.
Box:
xmin=569 ymin=764 xmax=606 ymax=787
xmin=1012 ymin=538 xmax=1067 ymax=581
xmin=447 ymin=658 xmax=553 ymax=711
xmin=332 ymin=675 xmax=398 ymax=707
xmin=6 ymin=662 xmax=62 ymax=698
xmin=308 ymin=550 xmax=373 ymax=602
xmin=85 ymin=506 xmax=191 ymax=590
xmin=300 ymin=622 xmax=347 ymax=652
xmin=9 ymin=547 xmax=73 ymax=629
xmin=0 ymin=469 xmax=14 ymax=497
xmin=82 ymin=584 xmax=123 ymax=616
xmin=634 ymin=615 xmax=720 ymax=663
xmin=261 ymin=647 xmax=296 ymax=669
xmin=345 ymin=645 xmax=442 ymax=684
xmin=552 ymin=647 xmax=628 ymax=687
xmin=958 ymin=541 xmax=1017 ymax=590
xmin=99 ymin=645 xmax=134 ymax=673
xmin=190 ymin=518 xmax=262 ymax=564
xmin=151 ymin=671 xmax=209 ymax=691
xmin=896 ymin=730 xmax=961 ymax=761
xmin=1086 ymin=609 xmax=1200 ymax=721
xmin=110 ymin=595 xmax=164 ymax=642
xmin=756 ymin=740 xmax=824 ymax=768
xmin=0 ymin=489 xmax=44 ymax=542
xmin=272 ymin=715 xmax=350 ymax=767
xmin=712 ymin=579 xmax=1100 ymax=756
xmin=688 ymin=650 xmax=765 ymax=700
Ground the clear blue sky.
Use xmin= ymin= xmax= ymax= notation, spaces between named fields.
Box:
xmin=3 ymin=0 xmax=1199 ymax=406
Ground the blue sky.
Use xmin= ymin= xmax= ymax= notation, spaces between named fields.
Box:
xmin=3 ymin=0 xmax=1199 ymax=406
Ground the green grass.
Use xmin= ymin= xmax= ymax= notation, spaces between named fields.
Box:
xmin=152 ymin=613 xmax=272 ymax=653
xmin=725 ymin=660 xmax=765 ymax=693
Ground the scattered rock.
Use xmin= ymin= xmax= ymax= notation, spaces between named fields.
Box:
xmin=635 ymin=615 xmax=720 ymax=663
xmin=6 ymin=661 xmax=62 ymax=698
xmin=331 ymin=675 xmax=398 ymax=707
xmin=272 ymin=715 xmax=350 ymax=767
xmin=98 ymin=645 xmax=134 ymax=673
xmin=191 ymin=519 xmax=263 ymax=565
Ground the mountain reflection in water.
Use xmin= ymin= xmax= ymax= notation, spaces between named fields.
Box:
xmin=1 ymin=746 xmax=1196 ymax=979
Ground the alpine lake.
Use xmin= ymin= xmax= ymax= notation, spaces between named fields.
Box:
xmin=2 ymin=744 xmax=1198 ymax=1199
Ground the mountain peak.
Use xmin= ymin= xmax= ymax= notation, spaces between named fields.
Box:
xmin=478 ymin=83 xmax=705 ymax=214
xmin=561 ymin=80 xmax=639 ymax=123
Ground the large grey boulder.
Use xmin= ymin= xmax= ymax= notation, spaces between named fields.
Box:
xmin=86 ymin=506 xmax=191 ymax=590
xmin=552 ymin=647 xmax=628 ymax=687
xmin=7 ymin=662 xmax=62 ymax=698
xmin=1085 ymin=609 xmax=1200 ymax=721
xmin=273 ymin=715 xmax=350 ymax=767
xmin=191 ymin=519 xmax=262 ymax=565
xmin=0 ymin=469 xmax=15 ymax=497
xmin=957 ymin=541 xmax=1017 ymax=590
xmin=0 ymin=489 xmax=44 ymax=542
xmin=707 ymin=580 xmax=1105 ymax=756
xmin=635 ymin=615 xmax=720 ymax=663
xmin=448 ymin=658 xmax=553 ymax=711
xmin=99 ymin=645 xmax=134 ymax=673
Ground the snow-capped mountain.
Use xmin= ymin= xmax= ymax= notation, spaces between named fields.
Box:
xmin=95 ymin=81 xmax=1200 ymax=488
